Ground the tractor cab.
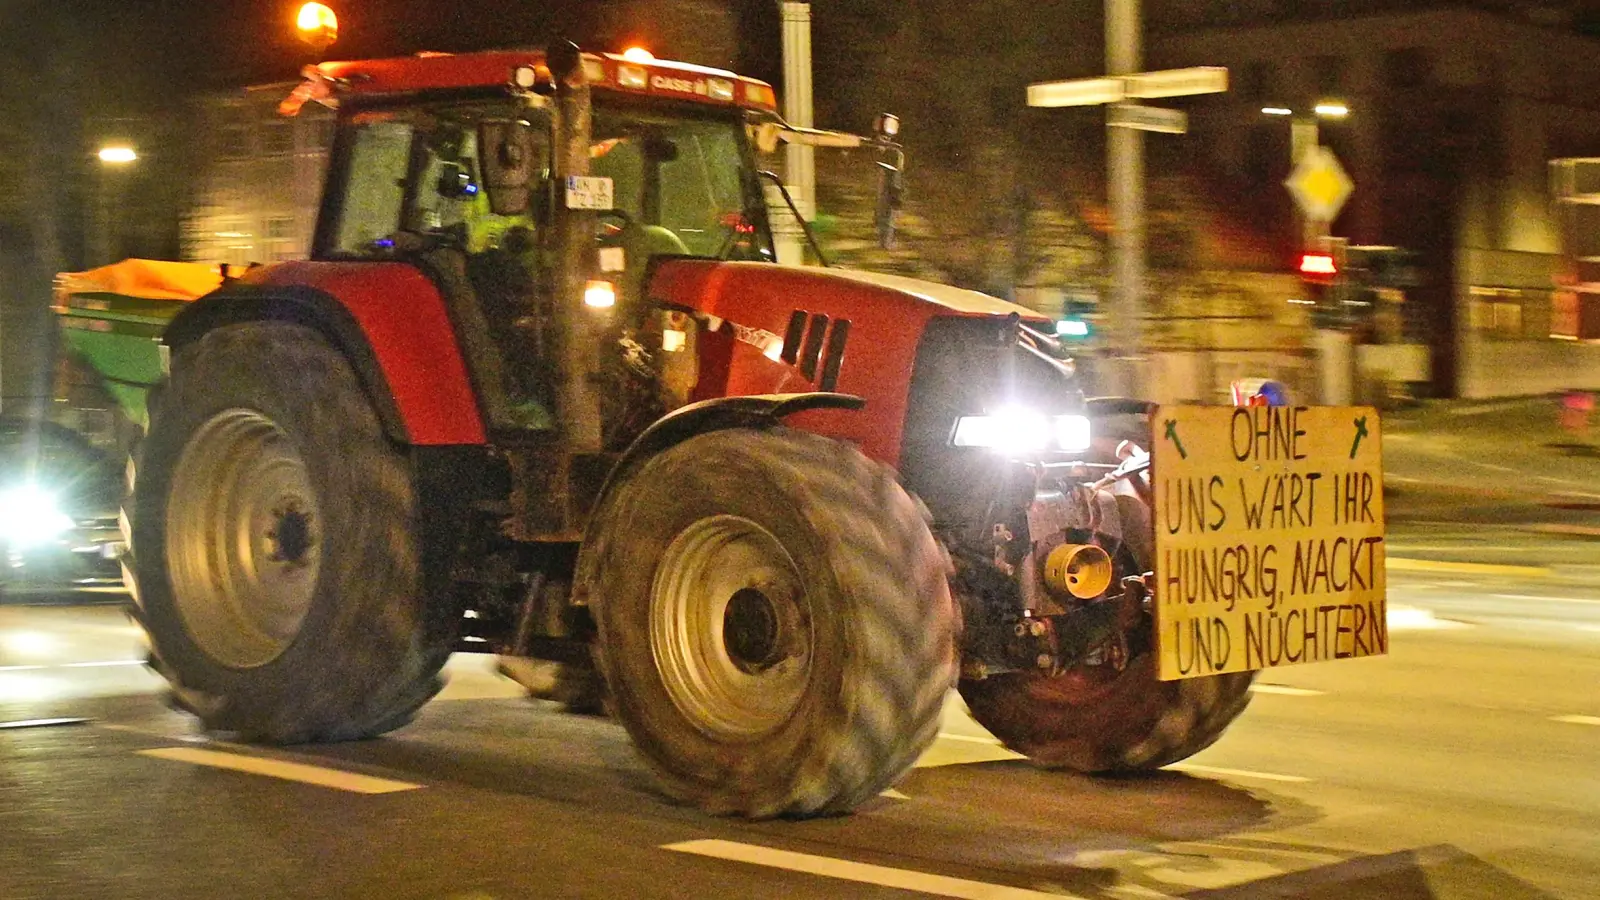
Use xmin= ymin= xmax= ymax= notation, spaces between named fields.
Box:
xmin=299 ymin=50 xmax=786 ymax=435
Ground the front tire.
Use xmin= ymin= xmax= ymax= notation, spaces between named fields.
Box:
xmin=128 ymin=322 xmax=454 ymax=743
xmin=959 ymin=488 xmax=1253 ymax=772
xmin=959 ymin=657 xmax=1254 ymax=772
xmin=585 ymin=428 xmax=956 ymax=818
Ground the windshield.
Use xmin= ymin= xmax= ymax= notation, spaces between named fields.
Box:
xmin=590 ymin=102 xmax=773 ymax=261
xmin=321 ymin=100 xmax=772 ymax=263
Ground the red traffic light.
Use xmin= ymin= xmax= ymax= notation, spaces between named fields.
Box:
xmin=1298 ymin=252 xmax=1338 ymax=277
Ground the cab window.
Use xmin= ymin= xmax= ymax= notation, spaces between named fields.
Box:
xmin=322 ymin=105 xmax=550 ymax=259
xmin=329 ymin=118 xmax=413 ymax=255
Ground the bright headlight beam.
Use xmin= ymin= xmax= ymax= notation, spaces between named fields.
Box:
xmin=952 ymin=411 xmax=1093 ymax=454
xmin=1056 ymin=415 xmax=1092 ymax=452
xmin=0 ymin=484 xmax=75 ymax=547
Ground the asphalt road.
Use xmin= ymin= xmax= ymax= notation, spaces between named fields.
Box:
xmin=1 ymin=551 xmax=1596 ymax=900
xmin=1 ymin=398 xmax=1594 ymax=899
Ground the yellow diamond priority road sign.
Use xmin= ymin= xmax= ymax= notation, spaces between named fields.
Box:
xmin=1285 ymin=146 xmax=1354 ymax=223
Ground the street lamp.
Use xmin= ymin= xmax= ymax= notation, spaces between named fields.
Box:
xmin=1260 ymin=100 xmax=1349 ymax=162
xmin=97 ymin=146 xmax=137 ymax=164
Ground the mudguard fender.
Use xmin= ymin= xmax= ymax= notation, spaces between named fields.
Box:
xmin=163 ymin=279 xmax=485 ymax=446
xmin=572 ymin=391 xmax=864 ymax=598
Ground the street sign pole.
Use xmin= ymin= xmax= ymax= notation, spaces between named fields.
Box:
xmin=1106 ymin=0 xmax=1144 ymax=396
xmin=1291 ymin=116 xmax=1324 ymax=245
xmin=776 ymin=0 xmax=815 ymax=267
xmin=1029 ymin=2 xmax=1226 ymax=398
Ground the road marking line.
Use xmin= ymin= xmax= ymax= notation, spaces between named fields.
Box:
xmin=1387 ymin=557 xmax=1551 ymax=578
xmin=1387 ymin=606 xmax=1471 ymax=631
xmin=0 ymin=665 xmax=46 ymax=673
xmin=0 ymin=717 xmax=91 ymax=730
xmin=1552 ymin=715 xmax=1600 ymax=726
xmin=662 ymin=839 xmax=1122 ymax=899
xmin=880 ymin=788 xmax=910 ymax=800
xmin=1164 ymin=763 xmax=1311 ymax=784
xmin=59 ymin=660 xmax=145 ymax=668
xmin=1248 ymin=684 xmax=1324 ymax=697
xmin=1470 ymin=461 xmax=1518 ymax=473
xmin=139 ymin=747 xmax=422 ymax=794
xmin=1493 ymin=594 xmax=1600 ymax=604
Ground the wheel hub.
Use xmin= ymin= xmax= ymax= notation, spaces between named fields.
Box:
xmin=650 ymin=515 xmax=812 ymax=741
xmin=267 ymin=503 xmax=314 ymax=566
xmin=165 ymin=409 xmax=322 ymax=669
xmin=723 ymin=587 xmax=783 ymax=674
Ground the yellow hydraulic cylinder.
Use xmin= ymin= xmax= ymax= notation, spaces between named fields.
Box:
xmin=1043 ymin=543 xmax=1114 ymax=600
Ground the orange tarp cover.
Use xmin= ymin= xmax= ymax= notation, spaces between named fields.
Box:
xmin=55 ymin=259 xmax=224 ymax=302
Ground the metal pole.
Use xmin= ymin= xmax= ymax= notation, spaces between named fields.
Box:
xmin=1106 ymin=0 xmax=1144 ymax=395
xmin=1291 ymin=116 xmax=1325 ymax=246
xmin=95 ymin=165 xmax=113 ymax=265
xmin=776 ymin=1 xmax=815 ymax=266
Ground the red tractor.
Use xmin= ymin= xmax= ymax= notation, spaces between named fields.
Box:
xmin=125 ymin=45 xmax=1252 ymax=818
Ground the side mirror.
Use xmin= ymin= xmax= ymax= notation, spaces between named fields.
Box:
xmin=478 ymin=120 xmax=536 ymax=216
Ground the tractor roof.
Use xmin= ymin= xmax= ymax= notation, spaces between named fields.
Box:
xmin=288 ymin=50 xmax=778 ymax=115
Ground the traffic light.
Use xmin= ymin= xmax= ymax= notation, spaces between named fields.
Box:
xmin=1055 ymin=299 xmax=1093 ymax=340
xmin=1298 ymin=237 xmax=1348 ymax=329
xmin=1298 ymin=251 xmax=1338 ymax=284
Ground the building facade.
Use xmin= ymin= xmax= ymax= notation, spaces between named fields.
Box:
xmin=1154 ymin=5 xmax=1600 ymax=397
xmin=182 ymin=84 xmax=333 ymax=268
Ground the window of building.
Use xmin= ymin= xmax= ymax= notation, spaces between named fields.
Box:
xmin=1244 ymin=122 xmax=1278 ymax=184
xmin=1310 ymin=55 xmax=1345 ymax=95
xmin=218 ymin=124 xmax=250 ymax=158
xmin=1552 ymin=290 xmax=1582 ymax=339
xmin=1238 ymin=61 xmax=1275 ymax=103
xmin=307 ymin=117 xmax=335 ymax=152
xmin=1470 ymin=286 xmax=1525 ymax=338
xmin=263 ymin=216 xmax=299 ymax=262
xmin=1383 ymin=48 xmax=1431 ymax=89
xmin=216 ymin=105 xmax=251 ymax=158
xmin=260 ymin=119 xmax=295 ymax=156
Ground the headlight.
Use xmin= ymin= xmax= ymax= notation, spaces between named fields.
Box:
xmin=952 ymin=410 xmax=1092 ymax=454
xmin=0 ymin=484 xmax=75 ymax=548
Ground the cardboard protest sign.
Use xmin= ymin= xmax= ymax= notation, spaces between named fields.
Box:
xmin=1152 ymin=405 xmax=1387 ymax=681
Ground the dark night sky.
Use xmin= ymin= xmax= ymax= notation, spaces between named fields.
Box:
xmin=4 ymin=1 xmax=784 ymax=109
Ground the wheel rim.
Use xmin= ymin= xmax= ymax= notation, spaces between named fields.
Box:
xmin=166 ymin=409 xmax=321 ymax=669
xmin=650 ymin=515 xmax=812 ymax=741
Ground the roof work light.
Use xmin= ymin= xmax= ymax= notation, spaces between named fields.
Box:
xmin=297 ymin=3 xmax=339 ymax=51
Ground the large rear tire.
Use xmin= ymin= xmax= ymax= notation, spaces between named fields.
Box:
xmin=585 ymin=427 xmax=956 ymax=818
xmin=127 ymin=322 xmax=454 ymax=743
